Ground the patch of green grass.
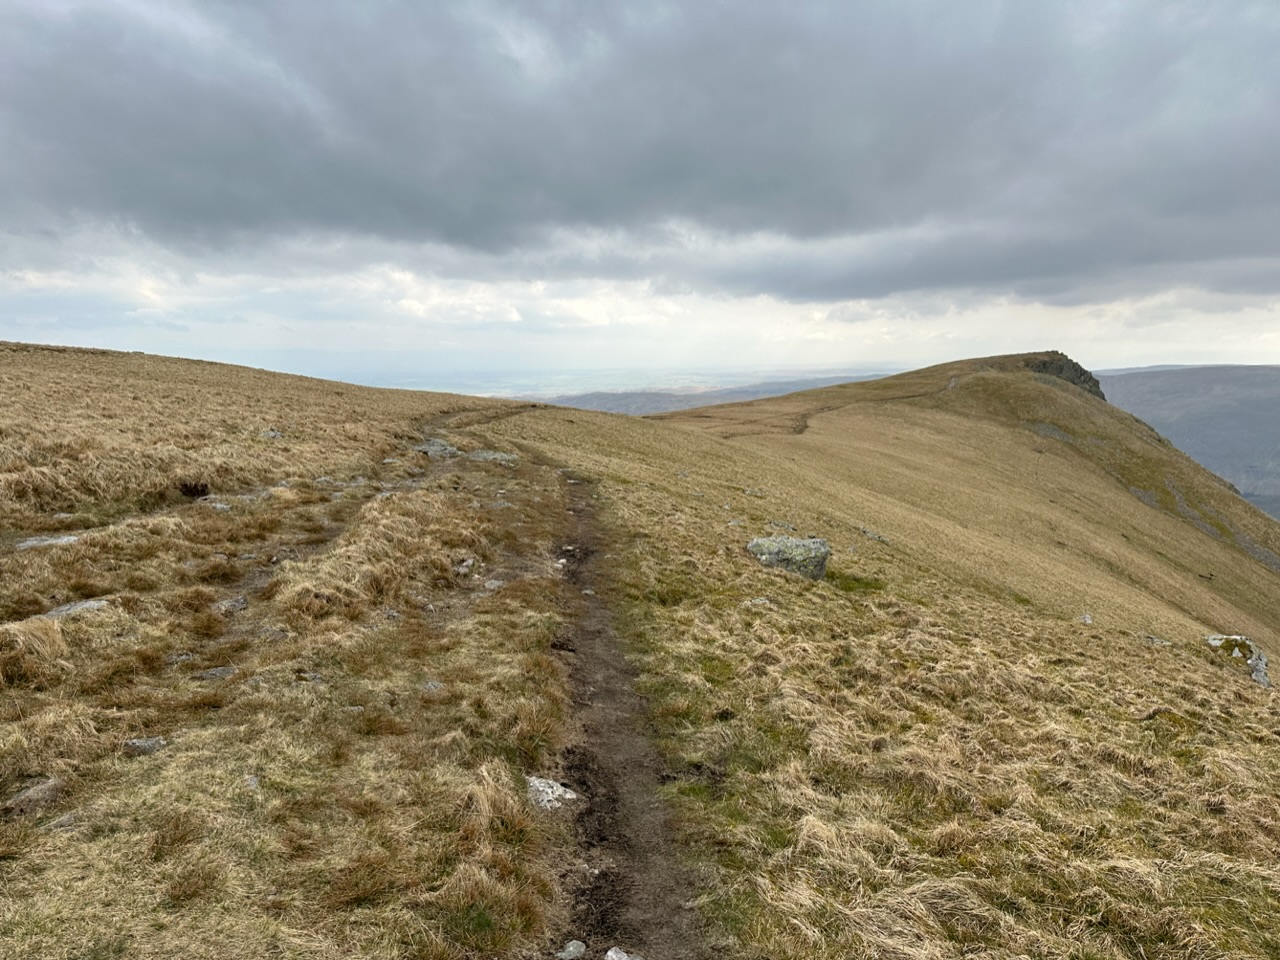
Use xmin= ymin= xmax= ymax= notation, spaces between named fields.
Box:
xmin=824 ymin=568 xmax=885 ymax=594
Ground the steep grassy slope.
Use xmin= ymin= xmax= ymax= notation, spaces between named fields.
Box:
xmin=5 ymin=343 xmax=1280 ymax=960
xmin=1100 ymin=365 xmax=1280 ymax=519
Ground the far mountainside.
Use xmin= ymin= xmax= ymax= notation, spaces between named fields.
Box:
xmin=545 ymin=372 xmax=885 ymax=414
xmin=1101 ymin=365 xmax=1280 ymax=519
xmin=4 ymin=342 xmax=1280 ymax=959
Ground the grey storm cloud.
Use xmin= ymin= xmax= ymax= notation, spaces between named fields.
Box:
xmin=2 ymin=0 xmax=1279 ymax=302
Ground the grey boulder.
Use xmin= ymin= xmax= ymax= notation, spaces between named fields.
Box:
xmin=747 ymin=536 xmax=831 ymax=580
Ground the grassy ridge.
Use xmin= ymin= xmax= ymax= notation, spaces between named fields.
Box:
xmin=483 ymin=353 xmax=1280 ymax=958
xmin=5 ymin=343 xmax=1280 ymax=958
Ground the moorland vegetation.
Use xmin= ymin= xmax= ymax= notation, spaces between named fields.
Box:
xmin=3 ymin=342 xmax=1280 ymax=959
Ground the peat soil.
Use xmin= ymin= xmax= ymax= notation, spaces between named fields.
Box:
xmin=550 ymin=471 xmax=706 ymax=960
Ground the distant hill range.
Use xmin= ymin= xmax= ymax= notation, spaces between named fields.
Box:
xmin=545 ymin=372 xmax=886 ymax=414
xmin=1100 ymin=365 xmax=1280 ymax=519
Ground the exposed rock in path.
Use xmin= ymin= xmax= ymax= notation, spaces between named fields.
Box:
xmin=2 ymin=778 xmax=65 ymax=819
xmin=415 ymin=438 xmax=460 ymax=459
xmin=467 ymin=449 xmax=518 ymax=465
xmin=16 ymin=535 xmax=79 ymax=551
xmin=1206 ymin=634 xmax=1271 ymax=687
xmin=747 ymin=536 xmax=831 ymax=580
xmin=211 ymin=596 xmax=248 ymax=616
xmin=555 ymin=941 xmax=586 ymax=959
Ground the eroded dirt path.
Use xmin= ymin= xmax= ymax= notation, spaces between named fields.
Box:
xmin=554 ymin=473 xmax=705 ymax=959
xmin=432 ymin=412 xmax=707 ymax=959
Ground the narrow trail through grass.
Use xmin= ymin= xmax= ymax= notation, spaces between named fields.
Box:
xmin=432 ymin=406 xmax=709 ymax=959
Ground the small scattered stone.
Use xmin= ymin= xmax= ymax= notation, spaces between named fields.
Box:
xmin=2 ymin=778 xmax=65 ymax=819
xmin=491 ymin=500 xmax=515 ymax=509
xmin=484 ymin=579 xmax=504 ymax=591
xmin=381 ymin=608 xmax=403 ymax=620
xmin=294 ymin=672 xmax=324 ymax=683
xmin=122 ymin=736 xmax=167 ymax=757
xmin=15 ymin=534 xmax=79 ymax=551
xmin=556 ymin=940 xmax=586 ymax=960
xmin=245 ymin=775 xmax=261 ymax=791
xmin=382 ymin=458 xmax=401 ymax=464
xmin=1080 ymin=613 xmax=1093 ymax=625
xmin=45 ymin=598 xmax=109 ymax=619
xmin=768 ymin=520 xmax=797 ymax=531
xmin=1146 ymin=635 xmax=1172 ymax=646
xmin=166 ymin=651 xmax=195 ymax=665
xmin=192 ymin=665 xmax=236 ymax=682
xmin=237 ymin=553 xmax=258 ymax=561
xmin=212 ymin=596 xmax=248 ymax=616
xmin=582 ymin=589 xmax=595 ymax=596
xmin=743 ymin=487 xmax=764 ymax=497
xmin=605 ymin=949 xmax=644 ymax=960
xmin=205 ymin=501 xmax=232 ymax=512
xmin=747 ymin=536 xmax=831 ymax=580
xmin=467 ymin=449 xmax=518 ymax=465
xmin=420 ymin=679 xmax=445 ymax=694
xmin=526 ymin=776 xmax=578 ymax=810
xmin=454 ymin=558 xmax=476 ymax=576
xmin=743 ymin=597 xmax=771 ymax=606
xmin=260 ymin=429 xmax=284 ymax=440
xmin=860 ymin=527 xmax=889 ymax=544
xmin=727 ymin=519 xmax=743 ymax=526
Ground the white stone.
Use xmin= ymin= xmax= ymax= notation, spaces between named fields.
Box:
xmin=526 ymin=776 xmax=577 ymax=810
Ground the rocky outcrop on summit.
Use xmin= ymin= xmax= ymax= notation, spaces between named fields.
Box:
xmin=1025 ymin=351 xmax=1106 ymax=401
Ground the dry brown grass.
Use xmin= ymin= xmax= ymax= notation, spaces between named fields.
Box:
xmin=8 ymin=343 xmax=1280 ymax=958
xmin=0 ymin=342 xmax=577 ymax=959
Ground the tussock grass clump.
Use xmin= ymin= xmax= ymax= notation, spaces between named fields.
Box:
xmin=0 ymin=618 xmax=68 ymax=686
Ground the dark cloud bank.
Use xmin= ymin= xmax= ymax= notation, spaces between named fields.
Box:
xmin=2 ymin=0 xmax=1279 ymax=304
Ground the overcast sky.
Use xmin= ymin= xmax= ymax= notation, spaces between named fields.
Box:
xmin=2 ymin=1 xmax=1278 ymax=389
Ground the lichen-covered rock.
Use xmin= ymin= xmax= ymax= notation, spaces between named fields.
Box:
xmin=1206 ymin=634 xmax=1271 ymax=687
xmin=747 ymin=536 xmax=831 ymax=580
xmin=527 ymin=776 xmax=578 ymax=810
xmin=122 ymin=736 xmax=167 ymax=757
